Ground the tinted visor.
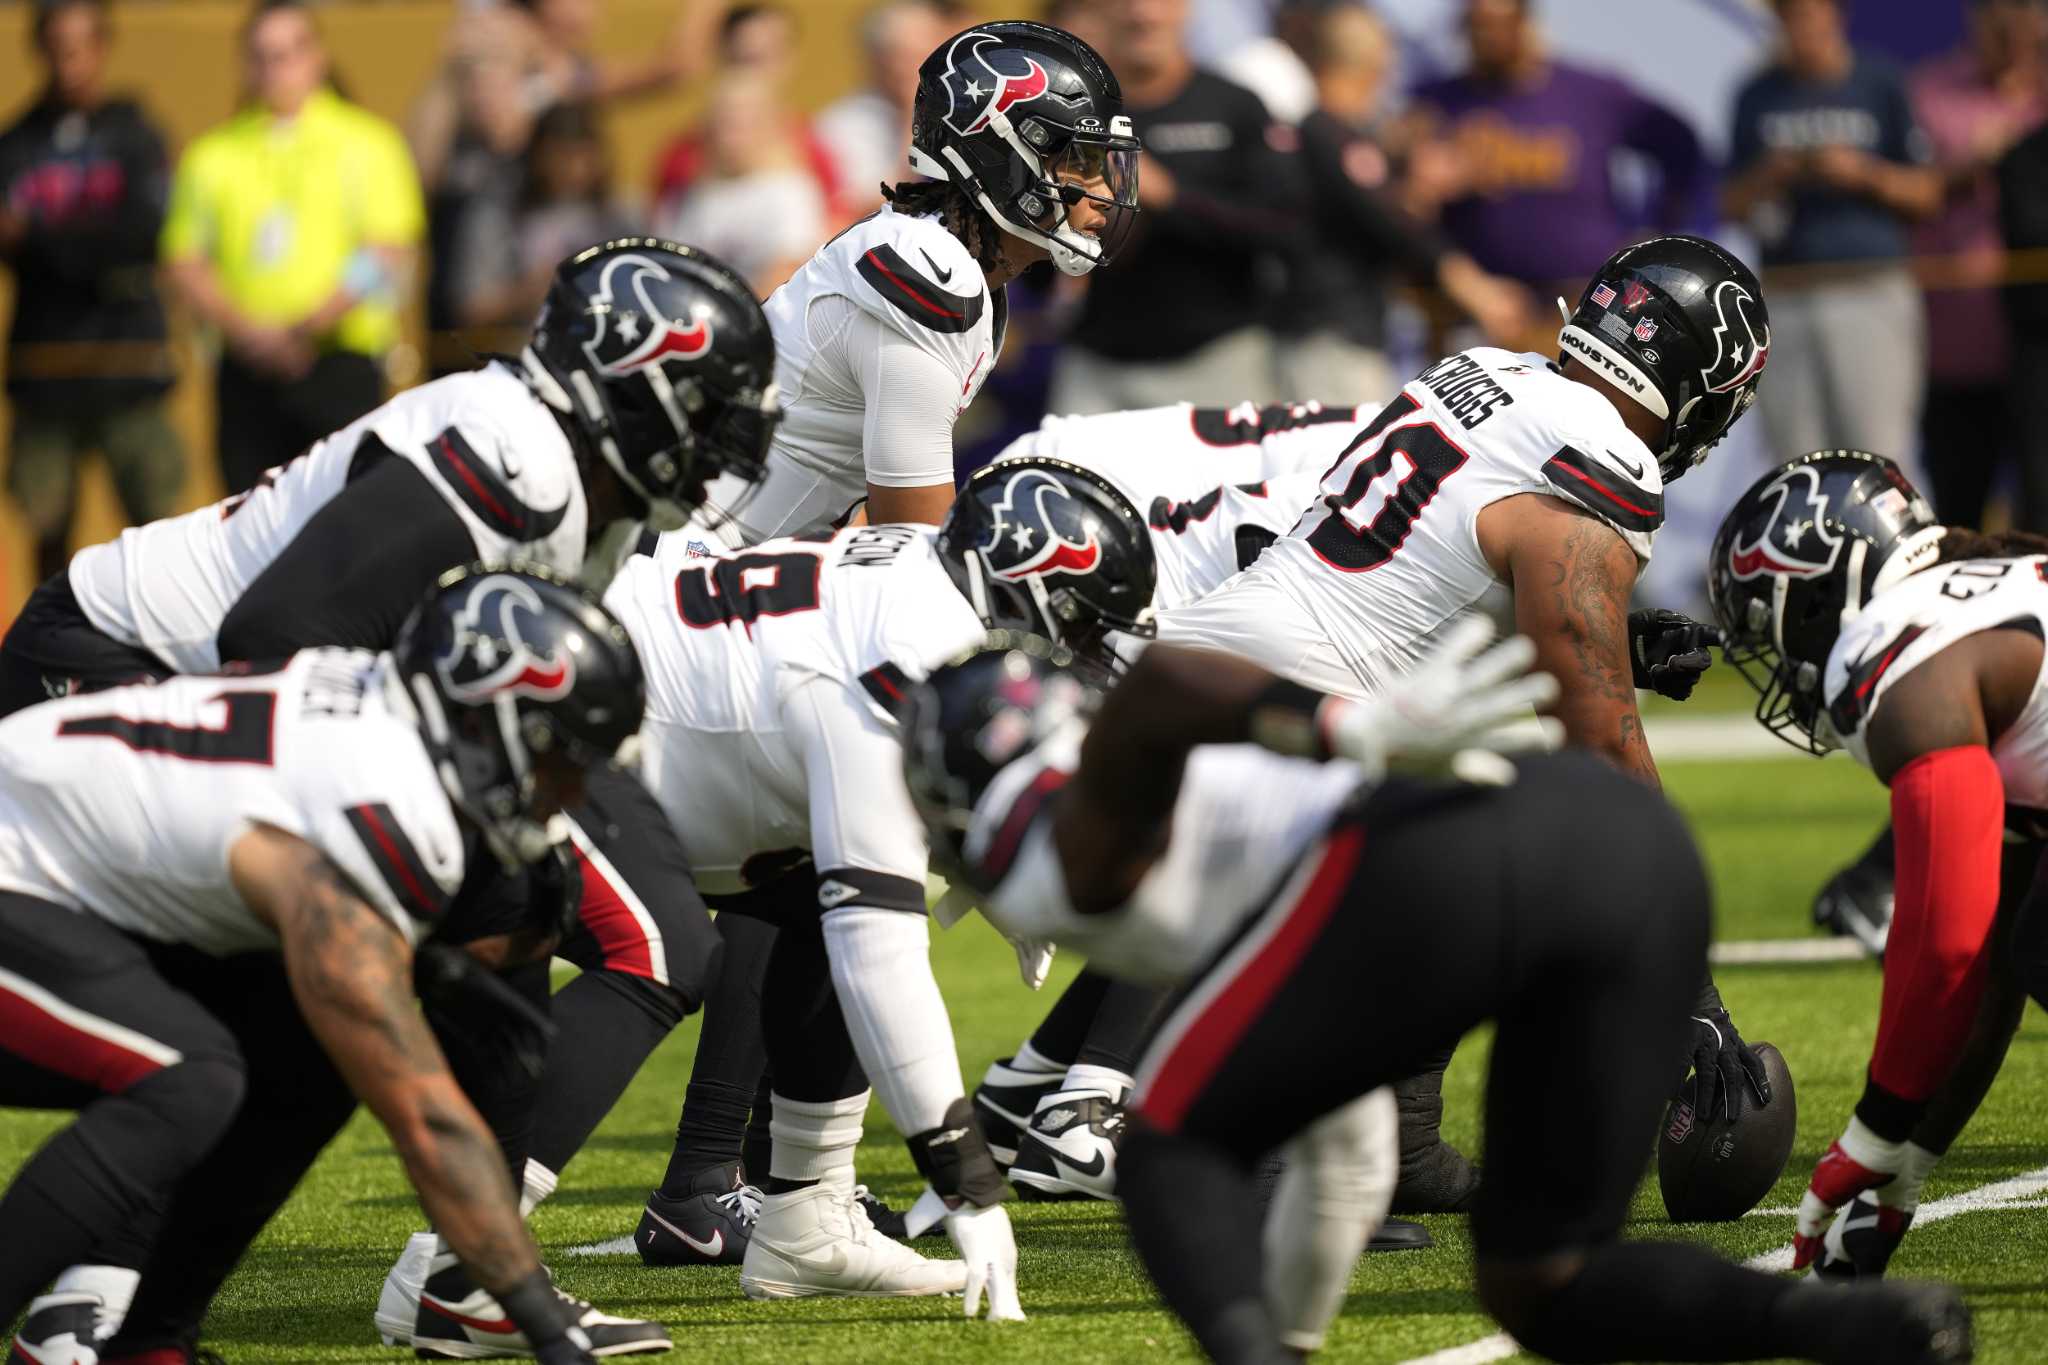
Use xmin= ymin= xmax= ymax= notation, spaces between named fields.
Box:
xmin=1044 ymin=134 xmax=1140 ymax=265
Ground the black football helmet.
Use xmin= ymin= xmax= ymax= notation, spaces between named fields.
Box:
xmin=1558 ymin=235 xmax=1771 ymax=482
xmin=525 ymin=239 xmax=781 ymax=530
xmin=901 ymin=632 xmax=1096 ymax=889
xmin=1707 ymin=452 xmax=1942 ymax=752
xmin=937 ymin=456 xmax=1158 ymax=672
xmin=908 ymin=21 xmax=1140 ymax=276
xmin=392 ymin=565 xmax=646 ymax=866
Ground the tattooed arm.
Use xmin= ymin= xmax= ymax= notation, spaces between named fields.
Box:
xmin=1482 ymin=493 xmax=1659 ymax=787
xmin=228 ymin=824 xmax=543 ymax=1293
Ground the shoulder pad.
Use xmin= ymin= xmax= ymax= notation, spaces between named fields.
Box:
xmin=846 ymin=214 xmax=987 ymax=336
xmin=1540 ymin=443 xmax=1664 ymax=538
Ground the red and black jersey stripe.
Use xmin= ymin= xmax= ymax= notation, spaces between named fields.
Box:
xmin=858 ymin=661 xmax=913 ymax=717
xmin=1542 ymin=446 xmax=1663 ymax=535
xmin=428 ymin=427 xmax=569 ymax=543
xmin=855 ymin=245 xmax=985 ymax=335
xmin=344 ymin=802 xmax=450 ymax=923
xmin=1827 ymin=624 xmax=1929 ymax=736
xmin=978 ymin=766 xmax=1071 ymax=889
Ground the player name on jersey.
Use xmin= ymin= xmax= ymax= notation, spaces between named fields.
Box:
xmin=1412 ymin=352 xmax=1516 ymax=430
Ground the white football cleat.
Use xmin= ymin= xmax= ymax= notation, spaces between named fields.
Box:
xmin=8 ymin=1292 xmax=101 ymax=1365
xmin=1008 ymin=1088 xmax=1124 ymax=1202
xmin=410 ymin=1252 xmax=671 ymax=1359
xmin=740 ymin=1182 xmax=968 ymax=1300
xmin=375 ymin=1230 xmax=439 ymax=1346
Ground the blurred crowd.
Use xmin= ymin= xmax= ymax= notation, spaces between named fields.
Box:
xmin=6 ymin=0 xmax=2048 ymax=590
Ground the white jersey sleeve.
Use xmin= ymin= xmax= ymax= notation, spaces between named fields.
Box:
xmin=0 ymin=650 xmax=462 ymax=953
xmin=1825 ymin=557 xmax=2048 ymax=813
xmin=978 ymin=745 xmax=1364 ymax=985
xmin=66 ymin=363 xmax=587 ymax=674
xmin=1161 ymin=349 xmax=1663 ymax=698
xmin=695 ymin=205 xmax=1006 ymax=545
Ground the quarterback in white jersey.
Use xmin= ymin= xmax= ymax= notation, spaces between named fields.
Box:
xmin=0 ymin=571 xmax=647 ymax=1364
xmin=686 ymin=19 xmax=1140 ymax=540
xmin=1710 ymin=451 xmax=2048 ymax=1287
xmin=608 ymin=460 xmax=1160 ymax=1312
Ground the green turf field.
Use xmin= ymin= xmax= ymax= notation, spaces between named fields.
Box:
xmin=6 ymin=756 xmax=2046 ymax=1363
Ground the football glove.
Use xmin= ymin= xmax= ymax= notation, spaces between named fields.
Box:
xmin=1684 ymin=1007 xmax=1772 ymax=1123
xmin=1629 ymin=608 xmax=1720 ymax=702
xmin=1793 ymin=1116 xmax=1906 ymax=1270
xmin=946 ymin=1201 xmax=1026 ymax=1321
xmin=1323 ymin=617 xmax=1560 ymax=786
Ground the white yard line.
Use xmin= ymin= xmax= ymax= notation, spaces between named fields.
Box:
xmin=1712 ymin=938 xmax=1870 ymax=965
xmin=1397 ymin=1164 xmax=2048 ymax=1364
xmin=566 ymin=1233 xmax=641 ymax=1257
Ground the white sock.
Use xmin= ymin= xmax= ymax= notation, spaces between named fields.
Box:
xmin=768 ymin=1090 xmax=870 ymax=1187
xmin=51 ymin=1264 xmax=140 ymax=1335
xmin=519 ymin=1158 xmax=559 ymax=1218
xmin=821 ymin=908 xmax=965 ymax=1137
xmin=1881 ymin=1141 xmax=1942 ymax=1213
xmin=1059 ymin=1063 xmax=1134 ymax=1101
xmin=1264 ymin=1088 xmax=1398 ymax=1352
xmin=1013 ymin=1041 xmax=1064 ymax=1075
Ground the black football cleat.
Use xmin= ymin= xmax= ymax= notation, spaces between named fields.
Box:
xmin=636 ymin=1162 xmax=759 ymax=1266
xmin=1010 ymin=1088 xmax=1124 ymax=1202
xmin=8 ymin=1292 xmax=100 ymax=1365
xmin=1368 ymin=1218 xmax=1434 ymax=1252
xmin=412 ymin=1252 xmax=672 ymax=1358
xmin=973 ymin=1056 xmax=1064 ymax=1168
xmin=1811 ymin=1192 xmax=1913 ymax=1283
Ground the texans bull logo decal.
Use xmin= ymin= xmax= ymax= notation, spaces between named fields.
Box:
xmin=438 ymin=575 xmax=576 ymax=704
xmin=582 ymin=253 xmax=713 ymax=377
xmin=1703 ymin=279 xmax=1769 ymax=395
xmin=1727 ymin=465 xmax=1843 ymax=582
xmin=938 ymin=33 xmax=1052 ymax=136
xmin=983 ymin=469 xmax=1102 ymax=580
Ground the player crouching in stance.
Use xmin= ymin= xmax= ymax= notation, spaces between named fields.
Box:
xmin=1710 ymin=450 xmax=2048 ymax=1287
xmin=904 ymin=629 xmax=1972 ymax=1365
xmin=0 ymin=568 xmax=646 ymax=1365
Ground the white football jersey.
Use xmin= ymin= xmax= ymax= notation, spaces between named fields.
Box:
xmin=690 ymin=204 xmax=1006 ymax=545
xmin=603 ymin=525 xmax=985 ymax=895
xmin=1157 ymin=348 xmax=1663 ymax=698
xmin=977 ymin=743 xmax=1363 ymax=985
xmin=1826 ymin=556 xmax=2048 ymax=813
xmin=67 ymin=363 xmax=588 ymax=674
xmin=0 ymin=650 xmax=464 ymax=955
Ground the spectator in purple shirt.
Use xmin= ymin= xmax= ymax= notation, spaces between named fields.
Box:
xmin=1910 ymin=0 xmax=2047 ymax=526
xmin=1406 ymin=0 xmax=1710 ymax=292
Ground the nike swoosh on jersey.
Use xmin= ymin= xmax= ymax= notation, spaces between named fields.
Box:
xmin=1612 ymin=451 xmax=1646 ymax=480
xmin=644 ymin=1204 xmax=724 ymax=1258
xmin=920 ymin=249 xmax=955 ymax=284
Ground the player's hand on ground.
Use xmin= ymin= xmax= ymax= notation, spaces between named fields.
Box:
xmin=946 ymin=1201 xmax=1025 ymax=1321
xmin=1630 ymin=607 xmax=1720 ymax=701
xmin=1684 ymin=1008 xmax=1772 ymax=1123
xmin=1010 ymin=934 xmax=1055 ymax=990
xmin=1326 ymin=616 xmax=1559 ymax=782
xmin=1793 ymin=1117 xmax=1906 ymax=1269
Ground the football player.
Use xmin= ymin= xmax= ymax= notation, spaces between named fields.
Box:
xmin=644 ymin=17 xmax=1139 ymax=1258
xmin=0 ymin=239 xmax=774 ymax=1358
xmin=610 ymin=461 xmax=1156 ymax=1313
xmin=1709 ymin=451 xmax=2048 ymax=1284
xmin=1152 ymin=233 xmax=1776 ymax=1211
xmin=0 ymin=569 xmax=641 ymax=1365
xmin=902 ymin=633 xmax=1973 ymax=1365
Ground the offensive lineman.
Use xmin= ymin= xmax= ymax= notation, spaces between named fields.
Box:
xmin=612 ymin=460 xmax=1158 ymax=1311
xmin=0 ymin=239 xmax=774 ymax=1358
xmin=1708 ymin=451 xmax=2048 ymax=1284
xmin=0 ymin=569 xmax=644 ymax=1365
xmin=1155 ymin=233 xmax=1779 ymax=1210
xmin=902 ymin=634 xmax=1973 ymax=1365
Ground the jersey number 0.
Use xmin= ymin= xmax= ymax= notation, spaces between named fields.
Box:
xmin=1304 ymin=395 xmax=1469 ymax=573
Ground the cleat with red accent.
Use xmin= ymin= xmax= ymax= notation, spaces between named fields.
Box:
xmin=8 ymin=1293 xmax=101 ymax=1365
xmin=410 ymin=1254 xmax=671 ymax=1359
xmin=1811 ymin=1192 xmax=1915 ymax=1283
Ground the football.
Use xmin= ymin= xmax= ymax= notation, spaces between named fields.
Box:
xmin=1657 ymin=1041 xmax=1798 ymax=1222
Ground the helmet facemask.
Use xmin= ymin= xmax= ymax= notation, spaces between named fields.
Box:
xmin=913 ymin=110 xmax=1140 ymax=277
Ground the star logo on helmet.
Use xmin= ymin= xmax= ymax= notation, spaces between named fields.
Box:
xmin=1703 ymin=279 xmax=1770 ymax=395
xmin=1727 ymin=465 xmax=1842 ymax=581
xmin=581 ymin=254 xmax=713 ymax=377
xmin=437 ymin=575 xmax=577 ymax=704
xmin=938 ymin=33 xmax=1054 ymax=138
xmin=983 ymin=469 xmax=1101 ymax=580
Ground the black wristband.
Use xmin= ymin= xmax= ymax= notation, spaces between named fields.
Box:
xmin=496 ymin=1267 xmax=579 ymax=1347
xmin=908 ymin=1096 xmax=1007 ymax=1208
xmin=1854 ymin=1075 xmax=1928 ymax=1144
xmin=1247 ymin=678 xmax=1336 ymax=760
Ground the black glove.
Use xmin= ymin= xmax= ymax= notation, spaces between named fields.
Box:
xmin=1629 ymin=607 xmax=1721 ymax=702
xmin=1684 ymin=1008 xmax=1772 ymax=1122
xmin=530 ymin=838 xmax=585 ymax=942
